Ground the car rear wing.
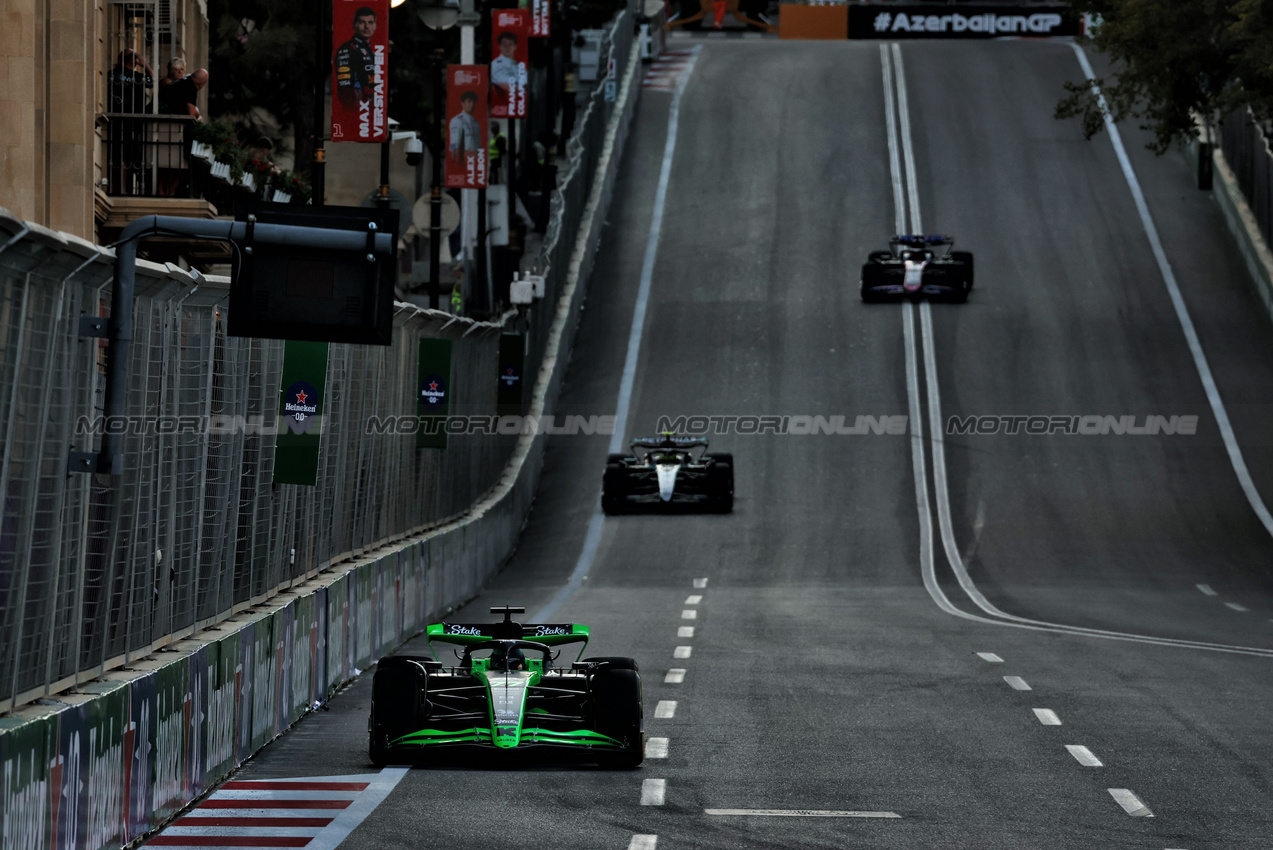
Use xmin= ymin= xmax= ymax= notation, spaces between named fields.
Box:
xmin=426 ymin=622 xmax=589 ymax=649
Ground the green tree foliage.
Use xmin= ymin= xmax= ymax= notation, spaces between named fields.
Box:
xmin=207 ymin=0 xmax=321 ymax=169
xmin=1056 ymin=0 xmax=1273 ymax=153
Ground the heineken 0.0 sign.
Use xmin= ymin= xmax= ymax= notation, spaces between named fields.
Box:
xmin=274 ymin=340 xmax=330 ymax=485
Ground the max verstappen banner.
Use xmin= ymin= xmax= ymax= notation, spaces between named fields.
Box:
xmin=529 ymin=0 xmax=551 ymax=37
xmin=490 ymin=9 xmax=529 ymax=118
xmin=332 ymin=0 xmax=388 ymax=142
xmin=445 ymin=65 xmax=488 ymax=189
xmin=848 ymin=4 xmax=1081 ymax=39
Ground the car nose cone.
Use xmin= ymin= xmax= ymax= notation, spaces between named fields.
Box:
xmin=656 ymin=464 xmax=680 ymax=501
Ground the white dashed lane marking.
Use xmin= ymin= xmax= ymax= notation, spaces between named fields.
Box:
xmin=976 ymin=652 xmax=1004 ymax=663
xmin=1066 ymin=745 xmax=1103 ymax=767
xmin=1003 ymin=676 xmax=1031 ymax=691
xmin=665 ymin=668 xmax=686 ymax=683
xmin=628 ymin=835 xmax=658 ymax=850
xmin=647 ymin=737 xmax=669 ymax=758
xmin=678 ymin=626 xmax=694 ymax=638
xmin=693 ymin=577 xmax=708 ymax=588
xmin=673 ymin=646 xmax=692 ymax=659
xmin=1033 ymin=708 xmax=1062 ymax=726
xmin=685 ymin=595 xmax=702 ymax=605
xmin=1225 ymin=602 xmax=1249 ymax=612
xmin=705 ymin=809 xmax=901 ymax=819
xmin=1197 ymin=584 xmax=1217 ymax=596
xmin=1108 ymin=788 xmax=1154 ymax=817
xmin=654 ymin=700 xmax=677 ymax=719
xmin=681 ymin=609 xmax=697 ymax=619
xmin=641 ymin=779 xmax=667 ymax=806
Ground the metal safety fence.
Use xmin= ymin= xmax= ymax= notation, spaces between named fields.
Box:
xmin=1221 ymin=108 xmax=1273 ymax=252
xmin=0 ymin=11 xmax=633 ymax=716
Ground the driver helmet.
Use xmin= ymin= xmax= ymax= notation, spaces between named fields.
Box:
xmin=493 ymin=646 xmax=526 ymax=671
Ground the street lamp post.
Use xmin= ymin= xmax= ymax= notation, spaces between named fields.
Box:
xmin=411 ymin=0 xmax=461 ymax=310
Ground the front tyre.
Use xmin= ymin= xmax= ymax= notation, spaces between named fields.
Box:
xmin=706 ymin=455 xmax=734 ymax=513
xmin=590 ymin=667 xmax=644 ymax=768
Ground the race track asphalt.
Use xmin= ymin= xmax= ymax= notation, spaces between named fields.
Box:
xmin=145 ymin=38 xmax=1273 ymax=849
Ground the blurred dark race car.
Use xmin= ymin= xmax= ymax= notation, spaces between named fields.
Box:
xmin=368 ymin=607 xmax=644 ymax=767
xmin=602 ymin=435 xmax=733 ymax=514
xmin=860 ymin=235 xmax=974 ymax=302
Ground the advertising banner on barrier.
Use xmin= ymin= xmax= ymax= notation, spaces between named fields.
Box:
xmin=125 ymin=672 xmax=157 ymax=843
xmin=206 ymin=633 xmax=239 ymax=787
xmin=83 ymin=682 xmax=127 ymax=850
xmin=331 ymin=0 xmax=388 ymax=142
xmin=275 ymin=604 xmax=294 ymax=732
xmin=273 ymin=341 xmax=330 ymax=486
xmin=490 ymin=9 xmax=529 ymax=118
xmin=183 ymin=646 xmax=208 ymax=803
xmin=355 ymin=565 xmax=375 ymax=670
xmin=313 ymin=587 xmax=329 ymax=705
xmin=418 ymin=338 xmax=453 ymax=449
xmin=0 ymin=713 xmax=53 ymax=850
xmin=250 ymin=615 xmax=277 ymax=752
xmin=847 ymin=4 xmax=1080 ymax=38
xmin=288 ymin=596 xmax=314 ymax=721
xmin=152 ymin=661 xmax=187 ymax=824
xmin=400 ymin=548 xmax=418 ymax=644
xmin=236 ymin=621 xmax=255 ymax=765
xmin=445 ymin=65 xmax=488 ymax=190
xmin=326 ymin=575 xmax=349 ymax=691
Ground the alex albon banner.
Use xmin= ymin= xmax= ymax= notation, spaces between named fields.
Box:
xmin=848 ymin=4 xmax=1080 ymax=39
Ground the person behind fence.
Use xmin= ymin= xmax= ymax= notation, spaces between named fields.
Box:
xmin=489 ymin=122 xmax=507 ymax=183
xmin=107 ymin=48 xmax=154 ymax=193
xmin=157 ymin=67 xmax=208 ymax=195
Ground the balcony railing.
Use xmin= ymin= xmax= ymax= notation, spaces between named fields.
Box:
xmin=103 ymin=113 xmax=205 ymax=198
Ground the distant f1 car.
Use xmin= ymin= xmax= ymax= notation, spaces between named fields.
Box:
xmin=602 ymin=435 xmax=733 ymax=514
xmin=860 ymin=235 xmax=974 ymax=302
xmin=368 ymin=607 xmax=644 ymax=767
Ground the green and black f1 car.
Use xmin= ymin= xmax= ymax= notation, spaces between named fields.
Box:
xmin=368 ymin=607 xmax=644 ymax=767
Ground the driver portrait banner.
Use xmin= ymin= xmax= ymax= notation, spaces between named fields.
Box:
xmin=490 ymin=9 xmax=529 ymax=118
xmin=848 ymin=4 xmax=1080 ymax=39
xmin=332 ymin=0 xmax=388 ymax=141
xmin=528 ymin=0 xmax=551 ymax=37
xmin=446 ymin=65 xmax=488 ymax=189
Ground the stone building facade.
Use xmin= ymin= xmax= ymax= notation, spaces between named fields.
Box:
xmin=0 ymin=0 xmax=210 ymax=243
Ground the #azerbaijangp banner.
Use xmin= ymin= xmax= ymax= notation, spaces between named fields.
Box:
xmin=847 ymin=4 xmax=1080 ymax=39
xmin=332 ymin=0 xmax=388 ymax=141
xmin=490 ymin=8 xmax=529 ymax=119
xmin=446 ymin=65 xmax=488 ymax=189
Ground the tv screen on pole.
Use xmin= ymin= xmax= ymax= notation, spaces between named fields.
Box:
xmin=228 ymin=204 xmax=400 ymax=346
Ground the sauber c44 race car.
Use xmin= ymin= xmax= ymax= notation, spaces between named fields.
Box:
xmin=602 ymin=435 xmax=733 ymax=514
xmin=368 ymin=607 xmax=644 ymax=767
xmin=860 ymin=235 xmax=974 ymax=302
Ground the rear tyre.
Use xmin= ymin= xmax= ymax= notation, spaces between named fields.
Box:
xmin=368 ymin=659 xmax=428 ymax=766
xmin=706 ymin=456 xmax=734 ymax=513
xmin=952 ymin=251 xmax=974 ymax=291
xmin=590 ymin=667 xmax=644 ymax=768
xmin=860 ymin=263 xmax=883 ymax=302
xmin=602 ymin=460 xmax=629 ymax=515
